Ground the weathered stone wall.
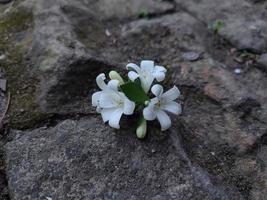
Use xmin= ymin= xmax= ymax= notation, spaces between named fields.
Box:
xmin=0 ymin=0 xmax=267 ymax=199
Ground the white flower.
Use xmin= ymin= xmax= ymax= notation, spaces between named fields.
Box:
xmin=126 ymin=60 xmax=167 ymax=93
xmin=92 ymin=73 xmax=135 ymax=129
xmin=143 ymin=84 xmax=182 ymax=131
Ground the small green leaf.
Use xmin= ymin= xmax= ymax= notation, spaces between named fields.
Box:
xmin=120 ymin=82 xmax=149 ymax=103
xmin=138 ymin=8 xmax=149 ymax=19
xmin=212 ymin=20 xmax=224 ymax=34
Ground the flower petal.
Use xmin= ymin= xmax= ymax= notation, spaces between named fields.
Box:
xmin=128 ymin=71 xmax=139 ymax=81
xmin=126 ymin=63 xmax=141 ymax=73
xmin=151 ymin=84 xmax=163 ymax=98
xmin=156 ymin=110 xmax=171 ymax=131
xmin=140 ymin=76 xmax=154 ymax=93
xmin=161 ymin=101 xmax=182 ymax=115
xmin=153 ymin=65 xmax=167 ymax=81
xmin=92 ymin=91 xmax=102 ymax=107
xmin=155 ymin=65 xmax=167 ymax=73
xmin=108 ymin=80 xmax=119 ymax=91
xmin=123 ymin=98 xmax=135 ymax=115
xmin=162 ymin=86 xmax=180 ymax=102
xmin=99 ymin=92 xmax=117 ymax=108
xmin=101 ymin=108 xmax=117 ymax=122
xmin=108 ymin=108 xmax=124 ymax=129
xmin=143 ymin=104 xmax=157 ymax=121
xmin=140 ymin=60 xmax=154 ymax=72
xmin=96 ymin=73 xmax=108 ymax=91
xmin=153 ymin=71 xmax=166 ymax=82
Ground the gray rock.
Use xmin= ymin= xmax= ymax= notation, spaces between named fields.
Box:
xmin=5 ymin=117 xmax=242 ymax=200
xmin=257 ymin=53 xmax=267 ymax=70
xmin=182 ymin=52 xmax=201 ymax=61
xmin=2 ymin=0 xmax=267 ymax=199
xmin=174 ymin=58 xmax=267 ymax=154
xmin=19 ymin=0 xmax=172 ymax=114
xmin=175 ymin=0 xmax=267 ymax=53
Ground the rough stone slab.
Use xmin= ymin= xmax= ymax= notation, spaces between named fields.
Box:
xmin=5 ymin=117 xmax=242 ymax=200
xmin=175 ymin=0 xmax=267 ymax=53
xmin=257 ymin=53 xmax=267 ymax=70
xmin=16 ymin=0 xmax=173 ymax=114
xmin=174 ymin=58 xmax=267 ymax=154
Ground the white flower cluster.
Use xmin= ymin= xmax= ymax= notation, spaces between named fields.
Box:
xmin=92 ymin=60 xmax=182 ymax=138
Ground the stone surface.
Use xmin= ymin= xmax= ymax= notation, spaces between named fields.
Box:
xmin=27 ymin=0 xmax=175 ymax=114
xmin=5 ymin=117 xmax=243 ymax=200
xmin=257 ymin=53 xmax=267 ymax=70
xmin=175 ymin=0 xmax=267 ymax=53
xmin=1 ymin=0 xmax=267 ymax=199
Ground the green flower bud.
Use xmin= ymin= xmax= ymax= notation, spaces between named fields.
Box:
xmin=144 ymin=100 xmax=150 ymax=106
xmin=136 ymin=118 xmax=147 ymax=139
xmin=109 ymin=71 xmax=124 ymax=85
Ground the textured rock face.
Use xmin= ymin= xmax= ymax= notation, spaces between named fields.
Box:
xmin=5 ymin=118 xmax=243 ymax=200
xmin=29 ymin=0 xmax=176 ymax=114
xmin=175 ymin=0 xmax=267 ymax=53
xmin=1 ymin=0 xmax=267 ymax=199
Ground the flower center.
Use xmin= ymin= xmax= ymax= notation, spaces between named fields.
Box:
xmin=116 ymin=99 xmax=124 ymax=107
xmin=155 ymin=101 xmax=161 ymax=108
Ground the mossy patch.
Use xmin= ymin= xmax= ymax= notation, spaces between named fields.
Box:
xmin=0 ymin=9 xmax=48 ymax=129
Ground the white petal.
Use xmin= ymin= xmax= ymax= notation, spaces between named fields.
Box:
xmin=151 ymin=84 xmax=163 ymax=98
xmin=108 ymin=80 xmax=119 ymax=91
xmin=99 ymin=92 xmax=117 ymax=108
xmin=128 ymin=71 xmax=139 ymax=81
xmin=143 ymin=104 xmax=157 ymax=121
xmin=108 ymin=108 xmax=124 ymax=129
xmin=154 ymin=66 xmax=167 ymax=82
xmin=140 ymin=60 xmax=154 ymax=72
xmin=155 ymin=65 xmax=167 ymax=73
xmin=96 ymin=73 xmax=108 ymax=91
xmin=123 ymin=98 xmax=135 ymax=115
xmin=140 ymin=76 xmax=154 ymax=93
xmin=162 ymin=86 xmax=180 ymax=102
xmin=153 ymin=71 xmax=166 ymax=82
xmin=161 ymin=101 xmax=182 ymax=115
xmin=126 ymin=63 xmax=141 ymax=73
xmin=101 ymin=108 xmax=116 ymax=122
xmin=156 ymin=110 xmax=171 ymax=131
xmin=92 ymin=91 xmax=102 ymax=107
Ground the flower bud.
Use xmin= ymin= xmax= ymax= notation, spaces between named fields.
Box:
xmin=109 ymin=71 xmax=124 ymax=85
xmin=144 ymin=100 xmax=150 ymax=106
xmin=136 ymin=118 xmax=147 ymax=139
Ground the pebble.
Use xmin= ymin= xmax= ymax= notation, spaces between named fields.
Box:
xmin=0 ymin=54 xmax=6 ymax=60
xmin=182 ymin=52 xmax=201 ymax=61
xmin=234 ymin=68 xmax=242 ymax=74
xmin=105 ymin=29 xmax=111 ymax=37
